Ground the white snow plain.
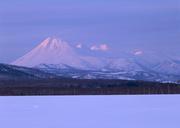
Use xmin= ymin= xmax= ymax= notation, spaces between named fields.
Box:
xmin=0 ymin=95 xmax=180 ymax=128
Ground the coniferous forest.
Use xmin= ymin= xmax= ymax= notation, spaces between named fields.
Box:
xmin=0 ymin=78 xmax=179 ymax=96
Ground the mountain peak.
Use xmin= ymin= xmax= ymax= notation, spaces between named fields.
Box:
xmin=12 ymin=37 xmax=85 ymax=68
xmin=38 ymin=37 xmax=69 ymax=50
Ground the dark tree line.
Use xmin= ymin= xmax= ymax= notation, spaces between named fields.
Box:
xmin=0 ymin=78 xmax=180 ymax=96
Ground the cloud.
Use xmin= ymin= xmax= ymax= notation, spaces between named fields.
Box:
xmin=76 ymin=43 xmax=82 ymax=49
xmin=90 ymin=44 xmax=109 ymax=51
xmin=99 ymin=44 xmax=109 ymax=51
xmin=90 ymin=45 xmax=99 ymax=51
xmin=133 ymin=49 xmax=143 ymax=55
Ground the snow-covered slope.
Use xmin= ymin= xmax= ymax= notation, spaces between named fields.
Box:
xmin=132 ymin=52 xmax=180 ymax=76
xmin=12 ymin=37 xmax=144 ymax=71
xmin=12 ymin=37 xmax=88 ymax=69
xmin=12 ymin=37 xmax=180 ymax=82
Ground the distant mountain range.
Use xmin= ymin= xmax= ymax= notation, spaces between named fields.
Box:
xmin=1 ymin=36 xmax=178 ymax=83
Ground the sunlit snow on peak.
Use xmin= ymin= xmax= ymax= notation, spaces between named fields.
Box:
xmin=12 ymin=37 xmax=85 ymax=68
xmin=38 ymin=37 xmax=69 ymax=50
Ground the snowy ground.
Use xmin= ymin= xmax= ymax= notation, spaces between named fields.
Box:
xmin=0 ymin=95 xmax=180 ymax=128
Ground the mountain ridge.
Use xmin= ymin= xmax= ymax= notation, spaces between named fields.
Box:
xmin=11 ymin=37 xmax=180 ymax=82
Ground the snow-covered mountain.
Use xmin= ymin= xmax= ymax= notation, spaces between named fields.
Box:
xmin=12 ymin=37 xmax=144 ymax=70
xmin=12 ymin=37 xmax=180 ymax=82
xmin=12 ymin=37 xmax=88 ymax=69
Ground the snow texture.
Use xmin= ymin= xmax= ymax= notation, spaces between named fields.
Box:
xmin=0 ymin=95 xmax=180 ymax=128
